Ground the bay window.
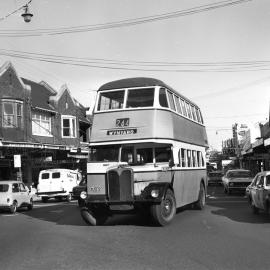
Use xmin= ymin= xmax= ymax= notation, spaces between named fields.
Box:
xmin=32 ymin=112 xmax=51 ymax=136
xmin=62 ymin=116 xmax=76 ymax=138
xmin=2 ymin=100 xmax=23 ymax=128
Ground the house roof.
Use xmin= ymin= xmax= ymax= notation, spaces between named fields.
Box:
xmin=21 ymin=78 xmax=57 ymax=113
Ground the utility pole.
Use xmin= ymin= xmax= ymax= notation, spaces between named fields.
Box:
xmin=232 ymin=123 xmax=242 ymax=168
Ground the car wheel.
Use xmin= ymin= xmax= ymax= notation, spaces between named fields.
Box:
xmin=10 ymin=201 xmax=17 ymax=214
xmin=150 ymin=189 xmax=176 ymax=226
xmin=194 ymin=182 xmax=206 ymax=210
xmin=27 ymin=199 xmax=33 ymax=210
xmin=251 ymin=200 xmax=259 ymax=214
xmin=66 ymin=193 xmax=72 ymax=202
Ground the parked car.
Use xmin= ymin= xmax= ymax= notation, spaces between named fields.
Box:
xmin=72 ymin=178 xmax=87 ymax=207
xmin=207 ymin=171 xmax=223 ymax=186
xmin=37 ymin=168 xmax=81 ymax=202
xmin=247 ymin=171 xmax=270 ymax=214
xmin=222 ymin=169 xmax=253 ymax=194
xmin=0 ymin=181 xmax=34 ymax=213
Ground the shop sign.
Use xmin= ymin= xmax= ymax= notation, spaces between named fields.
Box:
xmin=264 ymin=138 xmax=270 ymax=147
xmin=14 ymin=155 xmax=21 ymax=168
xmin=252 ymin=138 xmax=263 ymax=148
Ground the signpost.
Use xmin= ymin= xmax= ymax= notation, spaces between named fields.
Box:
xmin=14 ymin=154 xmax=22 ymax=181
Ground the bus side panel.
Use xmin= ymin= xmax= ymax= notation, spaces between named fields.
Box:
xmin=173 ymin=169 xmax=206 ymax=208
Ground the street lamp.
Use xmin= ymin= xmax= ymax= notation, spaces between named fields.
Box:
xmin=21 ymin=4 xmax=33 ymax=23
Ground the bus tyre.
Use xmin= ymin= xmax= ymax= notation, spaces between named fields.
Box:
xmin=150 ymin=189 xmax=176 ymax=226
xmin=80 ymin=207 xmax=108 ymax=226
xmin=194 ymin=183 xmax=206 ymax=210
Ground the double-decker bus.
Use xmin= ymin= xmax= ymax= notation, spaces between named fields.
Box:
xmin=80 ymin=77 xmax=208 ymax=226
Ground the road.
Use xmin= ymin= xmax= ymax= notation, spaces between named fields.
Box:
xmin=1 ymin=186 xmax=270 ymax=270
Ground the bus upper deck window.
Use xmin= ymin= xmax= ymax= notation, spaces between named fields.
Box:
xmin=167 ymin=91 xmax=176 ymax=111
xmin=180 ymin=99 xmax=187 ymax=116
xmin=126 ymin=88 xmax=154 ymax=108
xmin=174 ymin=95 xmax=182 ymax=115
xmin=97 ymin=90 xmax=125 ymax=111
xmin=159 ymin=88 xmax=168 ymax=108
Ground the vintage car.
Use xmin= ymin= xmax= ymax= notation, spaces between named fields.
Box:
xmin=72 ymin=178 xmax=87 ymax=207
xmin=0 ymin=181 xmax=34 ymax=213
xmin=207 ymin=171 xmax=223 ymax=186
xmin=247 ymin=171 xmax=270 ymax=214
xmin=222 ymin=169 xmax=253 ymax=194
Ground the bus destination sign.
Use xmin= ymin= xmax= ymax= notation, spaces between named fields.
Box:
xmin=107 ymin=118 xmax=137 ymax=135
xmin=107 ymin=129 xmax=137 ymax=136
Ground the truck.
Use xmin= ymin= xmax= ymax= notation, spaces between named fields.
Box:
xmin=37 ymin=168 xmax=81 ymax=202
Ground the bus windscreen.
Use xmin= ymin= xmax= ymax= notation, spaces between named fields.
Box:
xmin=89 ymin=145 xmax=120 ymax=162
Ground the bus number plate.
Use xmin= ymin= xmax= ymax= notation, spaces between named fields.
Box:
xmin=116 ymin=118 xmax=129 ymax=127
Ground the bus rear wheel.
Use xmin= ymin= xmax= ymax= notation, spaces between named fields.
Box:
xmin=150 ymin=189 xmax=176 ymax=226
xmin=194 ymin=182 xmax=206 ymax=210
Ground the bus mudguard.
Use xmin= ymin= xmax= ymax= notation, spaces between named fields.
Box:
xmin=140 ymin=182 xmax=173 ymax=202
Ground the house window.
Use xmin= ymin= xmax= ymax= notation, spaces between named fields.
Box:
xmin=2 ymin=100 xmax=23 ymax=128
xmin=62 ymin=116 xmax=76 ymax=138
xmin=32 ymin=112 xmax=51 ymax=136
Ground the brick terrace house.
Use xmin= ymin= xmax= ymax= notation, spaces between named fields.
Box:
xmin=0 ymin=61 xmax=91 ymax=185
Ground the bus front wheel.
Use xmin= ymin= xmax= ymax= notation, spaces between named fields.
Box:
xmin=81 ymin=207 xmax=108 ymax=226
xmin=150 ymin=189 xmax=176 ymax=226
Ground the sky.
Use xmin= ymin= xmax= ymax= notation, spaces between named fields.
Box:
xmin=0 ymin=0 xmax=270 ymax=150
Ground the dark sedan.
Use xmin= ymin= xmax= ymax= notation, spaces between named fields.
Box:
xmin=207 ymin=171 xmax=223 ymax=186
xmin=72 ymin=179 xmax=86 ymax=207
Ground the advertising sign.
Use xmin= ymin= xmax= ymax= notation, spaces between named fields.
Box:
xmin=14 ymin=154 xmax=21 ymax=168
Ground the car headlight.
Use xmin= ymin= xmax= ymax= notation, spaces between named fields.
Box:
xmin=80 ymin=191 xmax=87 ymax=199
xmin=229 ymin=182 xmax=234 ymax=186
xmin=151 ymin=189 xmax=159 ymax=198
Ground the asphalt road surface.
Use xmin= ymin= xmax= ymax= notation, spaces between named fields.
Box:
xmin=1 ymin=186 xmax=270 ymax=270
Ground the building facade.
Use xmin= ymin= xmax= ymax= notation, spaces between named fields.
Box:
xmin=0 ymin=62 xmax=91 ymax=185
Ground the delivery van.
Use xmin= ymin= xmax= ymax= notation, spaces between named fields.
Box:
xmin=37 ymin=169 xmax=81 ymax=202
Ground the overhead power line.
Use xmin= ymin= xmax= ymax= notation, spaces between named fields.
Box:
xmin=1 ymin=48 xmax=270 ymax=72
xmin=0 ymin=0 xmax=252 ymax=37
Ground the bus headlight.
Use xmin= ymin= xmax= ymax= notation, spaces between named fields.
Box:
xmin=151 ymin=189 xmax=159 ymax=198
xmin=80 ymin=191 xmax=87 ymax=199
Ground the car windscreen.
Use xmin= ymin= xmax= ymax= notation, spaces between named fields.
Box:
xmin=209 ymin=172 xmax=223 ymax=177
xmin=227 ymin=171 xmax=251 ymax=178
xmin=0 ymin=184 xmax=9 ymax=192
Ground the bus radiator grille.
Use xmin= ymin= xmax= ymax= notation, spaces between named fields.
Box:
xmin=107 ymin=169 xmax=133 ymax=202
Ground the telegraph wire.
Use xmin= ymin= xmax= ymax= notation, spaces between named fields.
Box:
xmin=0 ymin=0 xmax=252 ymax=37
xmin=2 ymin=49 xmax=270 ymax=72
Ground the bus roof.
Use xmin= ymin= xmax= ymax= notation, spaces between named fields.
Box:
xmin=98 ymin=77 xmax=199 ymax=108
